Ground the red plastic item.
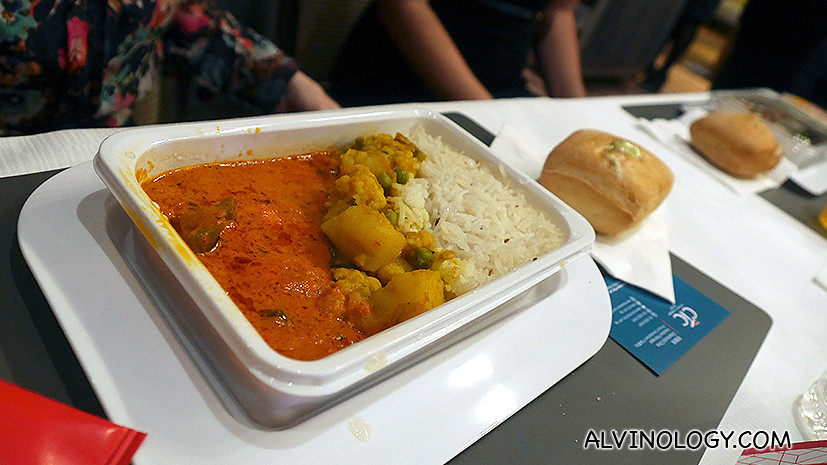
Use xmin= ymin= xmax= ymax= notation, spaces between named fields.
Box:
xmin=738 ymin=440 xmax=827 ymax=464
xmin=0 ymin=379 xmax=146 ymax=465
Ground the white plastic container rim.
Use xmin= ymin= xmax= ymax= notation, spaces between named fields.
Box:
xmin=93 ymin=107 xmax=595 ymax=399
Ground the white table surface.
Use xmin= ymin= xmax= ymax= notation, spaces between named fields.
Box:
xmin=4 ymin=93 xmax=827 ymax=465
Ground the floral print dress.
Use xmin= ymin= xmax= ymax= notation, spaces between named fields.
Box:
xmin=0 ymin=0 xmax=300 ymax=135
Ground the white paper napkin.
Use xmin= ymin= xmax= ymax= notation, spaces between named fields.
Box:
xmin=791 ymin=157 xmax=827 ymax=195
xmin=591 ymin=204 xmax=675 ymax=303
xmin=0 ymin=128 xmax=119 ymax=178
xmin=491 ymin=124 xmax=676 ymax=303
xmin=635 ymin=107 xmax=798 ymax=195
xmin=489 ymin=124 xmax=546 ymax=179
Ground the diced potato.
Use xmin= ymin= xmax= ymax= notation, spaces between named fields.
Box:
xmin=356 ymin=270 xmax=444 ymax=334
xmin=375 ymin=256 xmax=412 ymax=284
xmin=340 ymin=148 xmax=392 ymax=178
xmin=322 ymin=205 xmax=407 ymax=272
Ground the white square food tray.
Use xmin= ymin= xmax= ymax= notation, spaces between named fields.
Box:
xmin=19 ymin=162 xmax=610 ymax=464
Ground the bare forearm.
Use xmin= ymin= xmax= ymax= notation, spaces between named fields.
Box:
xmin=537 ymin=0 xmax=587 ymax=97
xmin=276 ymin=71 xmax=340 ymax=112
xmin=376 ymin=0 xmax=492 ymax=100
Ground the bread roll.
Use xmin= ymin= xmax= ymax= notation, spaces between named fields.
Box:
xmin=689 ymin=110 xmax=782 ymax=177
xmin=539 ymin=129 xmax=673 ymax=235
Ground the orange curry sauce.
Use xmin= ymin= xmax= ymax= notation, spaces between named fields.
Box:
xmin=142 ymin=152 xmax=366 ymax=361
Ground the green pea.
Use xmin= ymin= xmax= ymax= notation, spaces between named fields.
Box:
xmin=411 ymin=247 xmax=434 ymax=269
xmin=384 ymin=209 xmax=399 ymax=225
xmin=351 ymin=137 xmax=369 ymax=150
xmin=377 ymin=172 xmax=393 ymax=191
xmin=395 ymin=168 xmax=410 ymax=184
xmin=189 ymin=227 xmax=221 ymax=254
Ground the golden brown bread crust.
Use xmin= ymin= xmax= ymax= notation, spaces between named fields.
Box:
xmin=689 ymin=110 xmax=782 ymax=178
xmin=538 ymin=129 xmax=674 ymax=235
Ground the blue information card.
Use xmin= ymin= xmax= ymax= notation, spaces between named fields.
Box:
xmin=604 ymin=272 xmax=730 ymax=375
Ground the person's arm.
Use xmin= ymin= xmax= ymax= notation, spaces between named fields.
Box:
xmin=166 ymin=0 xmax=338 ymax=113
xmin=536 ymin=0 xmax=587 ymax=97
xmin=277 ymin=71 xmax=340 ymax=112
xmin=376 ymin=0 xmax=493 ymax=100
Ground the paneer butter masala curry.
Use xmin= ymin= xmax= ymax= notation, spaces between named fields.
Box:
xmin=142 ymin=133 xmax=461 ymax=361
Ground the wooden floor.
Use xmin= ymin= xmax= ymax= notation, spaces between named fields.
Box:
xmin=660 ymin=26 xmax=731 ymax=93
xmin=585 ymin=25 xmax=732 ymax=96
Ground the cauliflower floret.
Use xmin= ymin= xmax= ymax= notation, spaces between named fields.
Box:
xmin=332 ymin=164 xmax=386 ymax=211
xmin=332 ymin=268 xmax=382 ymax=300
xmin=331 ymin=268 xmax=382 ymax=323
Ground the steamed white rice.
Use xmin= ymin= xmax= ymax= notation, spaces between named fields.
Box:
xmin=389 ymin=126 xmax=564 ymax=295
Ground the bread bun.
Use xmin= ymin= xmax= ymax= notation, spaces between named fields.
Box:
xmin=539 ymin=129 xmax=673 ymax=236
xmin=689 ymin=110 xmax=782 ymax=178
